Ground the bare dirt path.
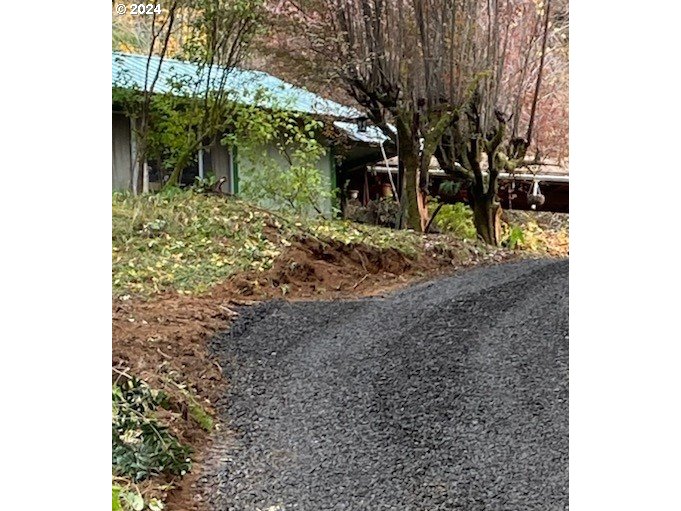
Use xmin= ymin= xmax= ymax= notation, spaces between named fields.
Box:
xmin=200 ymin=259 xmax=568 ymax=510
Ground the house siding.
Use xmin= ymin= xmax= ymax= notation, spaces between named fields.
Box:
xmin=112 ymin=112 xmax=132 ymax=191
xmin=206 ymin=141 xmax=233 ymax=193
xmin=111 ymin=111 xmax=336 ymax=207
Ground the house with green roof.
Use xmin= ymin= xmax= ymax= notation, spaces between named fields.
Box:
xmin=112 ymin=52 xmax=393 ymax=211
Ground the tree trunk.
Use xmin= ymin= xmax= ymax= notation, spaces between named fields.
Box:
xmin=163 ymin=151 xmax=193 ymax=189
xmin=402 ymin=158 xmax=422 ymax=231
xmin=132 ymin=160 xmax=141 ymax=196
xmin=471 ymin=191 xmax=502 ymax=246
xmin=131 ymin=119 xmax=144 ymax=195
xmin=165 ymin=165 xmax=182 ymax=189
xmin=416 ymin=188 xmax=429 ymax=231
xmin=396 ymin=118 xmax=425 ymax=232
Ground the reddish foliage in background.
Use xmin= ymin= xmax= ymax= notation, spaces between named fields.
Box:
xmin=498 ymin=0 xmax=568 ymax=161
xmin=251 ymin=0 xmax=568 ymax=161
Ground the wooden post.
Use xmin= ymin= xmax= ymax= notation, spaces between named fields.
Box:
xmin=130 ymin=117 xmax=139 ymax=195
xmin=143 ymin=161 xmax=149 ymax=194
xmin=198 ymin=148 xmax=204 ymax=179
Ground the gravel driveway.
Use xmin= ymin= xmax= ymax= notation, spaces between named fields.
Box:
xmin=204 ymin=258 xmax=568 ymax=510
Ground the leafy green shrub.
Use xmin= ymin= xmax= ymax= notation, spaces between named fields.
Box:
xmin=345 ymin=198 xmax=401 ymax=227
xmin=371 ymin=198 xmax=401 ymax=227
xmin=191 ymin=173 xmax=219 ymax=194
xmin=230 ymin=106 xmax=334 ymax=217
xmin=112 ymin=378 xmax=191 ymax=482
xmin=240 ymin=158 xmax=333 ymax=217
xmin=429 ymin=202 xmax=477 ymax=239
xmin=504 ymin=225 xmax=525 ymax=250
xmin=112 ymin=482 xmax=166 ymax=511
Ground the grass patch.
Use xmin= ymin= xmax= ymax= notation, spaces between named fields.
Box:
xmin=113 ymin=190 xmax=431 ymax=297
xmin=113 ymin=191 xmax=282 ymax=296
xmin=188 ymin=402 xmax=214 ymax=432
xmin=307 ymin=219 xmax=423 ymax=258
xmin=113 ymin=189 xmax=566 ymax=298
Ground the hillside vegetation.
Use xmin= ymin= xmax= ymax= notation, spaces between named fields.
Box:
xmin=113 ymin=191 xmax=460 ymax=298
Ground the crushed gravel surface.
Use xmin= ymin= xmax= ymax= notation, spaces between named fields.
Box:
xmin=204 ymin=259 xmax=568 ymax=510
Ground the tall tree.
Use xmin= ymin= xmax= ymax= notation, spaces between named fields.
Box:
xmin=284 ymin=0 xmax=458 ymax=231
xmin=270 ymin=0 xmax=563 ymax=242
xmin=432 ymin=0 xmax=556 ymax=244
xmin=113 ymin=0 xmax=180 ymax=194
xmin=161 ymin=0 xmax=266 ymax=188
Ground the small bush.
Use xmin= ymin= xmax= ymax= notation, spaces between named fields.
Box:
xmin=504 ymin=225 xmax=525 ymax=250
xmin=429 ymin=202 xmax=477 ymax=239
xmin=191 ymin=173 xmax=219 ymax=194
xmin=112 ymin=378 xmax=191 ymax=482
xmin=345 ymin=198 xmax=400 ymax=227
xmin=501 ymin=213 xmax=569 ymax=256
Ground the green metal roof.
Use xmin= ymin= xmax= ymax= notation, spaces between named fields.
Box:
xmin=112 ymin=51 xmax=367 ymax=119
xmin=112 ymin=52 xmax=390 ymax=145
